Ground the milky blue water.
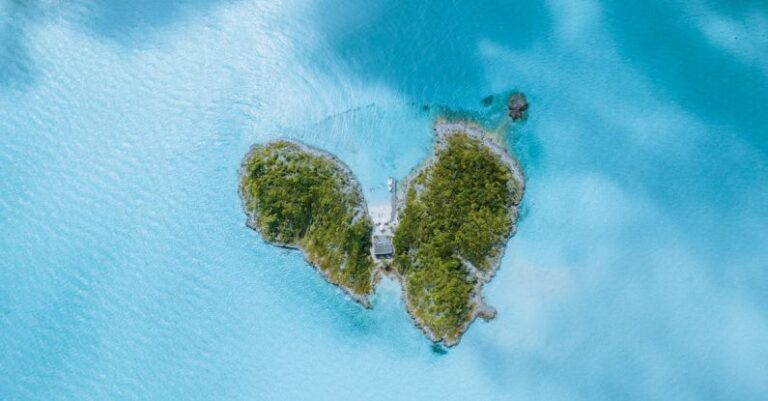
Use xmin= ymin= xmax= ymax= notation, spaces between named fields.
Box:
xmin=1 ymin=1 xmax=767 ymax=400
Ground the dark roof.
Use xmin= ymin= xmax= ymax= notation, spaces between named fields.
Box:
xmin=373 ymin=235 xmax=394 ymax=256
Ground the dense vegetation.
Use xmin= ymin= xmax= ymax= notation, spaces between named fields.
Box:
xmin=393 ymin=132 xmax=521 ymax=343
xmin=240 ymin=141 xmax=376 ymax=297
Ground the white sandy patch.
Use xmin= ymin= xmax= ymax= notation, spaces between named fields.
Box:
xmin=369 ymin=203 xmax=392 ymax=224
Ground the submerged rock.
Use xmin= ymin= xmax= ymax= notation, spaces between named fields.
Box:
xmin=508 ymin=93 xmax=529 ymax=121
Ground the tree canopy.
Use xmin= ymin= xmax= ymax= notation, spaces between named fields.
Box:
xmin=240 ymin=141 xmax=376 ymax=297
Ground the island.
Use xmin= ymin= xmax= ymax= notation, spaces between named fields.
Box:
xmin=239 ymin=140 xmax=378 ymax=306
xmin=239 ymin=95 xmax=526 ymax=347
xmin=392 ymin=120 xmax=525 ymax=346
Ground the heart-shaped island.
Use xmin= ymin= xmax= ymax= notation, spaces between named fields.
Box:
xmin=240 ymin=97 xmax=526 ymax=346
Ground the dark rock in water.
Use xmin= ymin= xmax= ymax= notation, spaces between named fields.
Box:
xmin=481 ymin=95 xmax=494 ymax=107
xmin=431 ymin=343 xmax=448 ymax=355
xmin=508 ymin=93 xmax=529 ymax=121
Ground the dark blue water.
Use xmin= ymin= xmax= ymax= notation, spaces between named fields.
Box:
xmin=1 ymin=1 xmax=766 ymax=400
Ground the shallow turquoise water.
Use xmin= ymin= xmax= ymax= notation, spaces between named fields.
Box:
xmin=1 ymin=1 xmax=767 ymax=400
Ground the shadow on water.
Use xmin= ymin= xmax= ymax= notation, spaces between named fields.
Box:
xmin=606 ymin=1 xmax=768 ymax=153
xmin=80 ymin=0 xmax=232 ymax=44
xmin=0 ymin=0 xmax=41 ymax=89
xmin=0 ymin=0 xmax=234 ymax=89
xmin=312 ymin=0 xmax=552 ymax=106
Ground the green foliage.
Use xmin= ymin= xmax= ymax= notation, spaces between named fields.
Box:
xmin=240 ymin=141 xmax=376 ymax=296
xmin=393 ymin=132 xmax=519 ymax=342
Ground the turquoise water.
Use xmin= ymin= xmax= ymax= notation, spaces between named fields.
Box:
xmin=1 ymin=1 xmax=767 ymax=400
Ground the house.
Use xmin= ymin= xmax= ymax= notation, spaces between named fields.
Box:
xmin=373 ymin=235 xmax=394 ymax=259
